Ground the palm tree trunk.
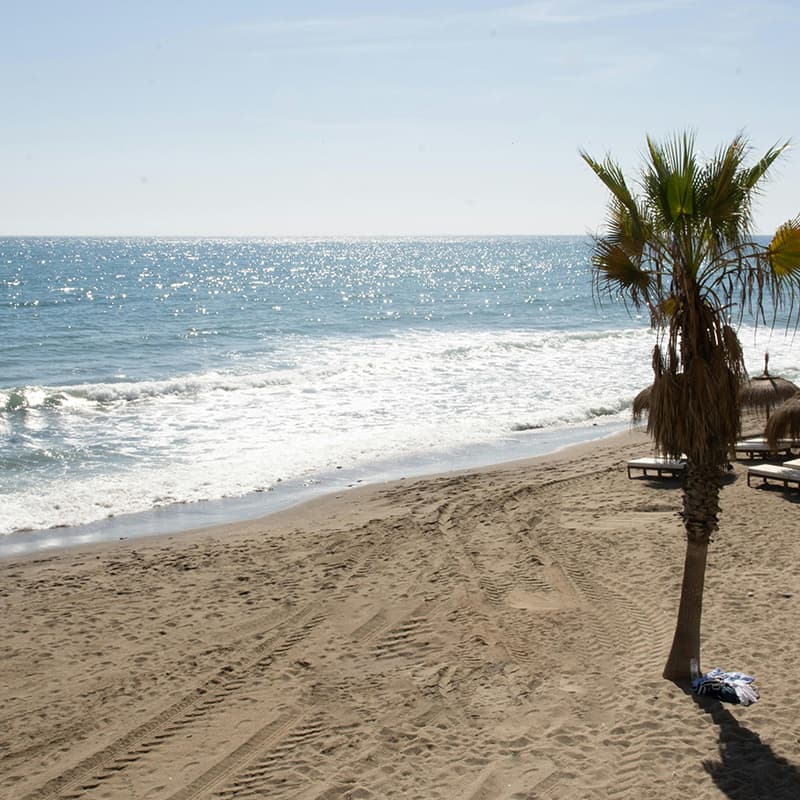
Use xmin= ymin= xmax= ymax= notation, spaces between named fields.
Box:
xmin=662 ymin=536 xmax=709 ymax=681
xmin=662 ymin=461 xmax=721 ymax=682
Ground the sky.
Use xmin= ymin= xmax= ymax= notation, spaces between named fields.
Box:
xmin=3 ymin=0 xmax=800 ymax=236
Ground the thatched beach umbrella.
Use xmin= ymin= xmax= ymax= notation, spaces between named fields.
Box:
xmin=738 ymin=353 xmax=799 ymax=418
xmin=765 ymin=391 xmax=800 ymax=447
xmin=632 ymin=384 xmax=652 ymax=424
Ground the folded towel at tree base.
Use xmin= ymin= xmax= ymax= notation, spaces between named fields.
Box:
xmin=691 ymin=667 xmax=760 ymax=706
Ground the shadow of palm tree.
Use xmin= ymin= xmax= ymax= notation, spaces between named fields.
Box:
xmin=690 ymin=692 xmax=800 ymax=798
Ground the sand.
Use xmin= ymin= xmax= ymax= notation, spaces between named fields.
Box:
xmin=2 ymin=428 xmax=799 ymax=800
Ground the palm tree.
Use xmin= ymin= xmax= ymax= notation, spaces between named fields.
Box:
xmin=581 ymin=132 xmax=800 ymax=682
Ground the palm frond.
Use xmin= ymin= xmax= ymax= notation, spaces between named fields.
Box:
xmin=590 ymin=237 xmax=652 ymax=308
xmin=763 ymin=216 xmax=800 ymax=327
xmin=644 ymin=132 xmax=698 ymax=226
xmin=698 ymin=135 xmax=750 ymax=242
xmin=767 ymin=216 xmax=800 ymax=277
xmin=699 ymin=137 xmax=789 ymax=248
xmin=742 ymin=139 xmax=791 ymax=192
xmin=580 ymin=150 xmax=643 ymax=236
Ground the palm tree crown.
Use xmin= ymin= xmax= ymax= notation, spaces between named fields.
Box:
xmin=582 ymin=133 xmax=800 ymax=469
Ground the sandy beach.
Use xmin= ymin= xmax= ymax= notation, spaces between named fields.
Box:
xmin=2 ymin=428 xmax=799 ymax=800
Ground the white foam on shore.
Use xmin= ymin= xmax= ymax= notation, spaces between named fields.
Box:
xmin=0 ymin=419 xmax=629 ymax=558
xmin=1 ymin=326 xmax=654 ymax=536
xmin=2 ymin=322 xmax=796 ymax=542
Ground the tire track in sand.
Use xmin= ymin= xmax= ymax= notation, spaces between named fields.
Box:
xmin=23 ymin=604 xmax=324 ymax=800
xmin=19 ymin=528 xmax=392 ymax=800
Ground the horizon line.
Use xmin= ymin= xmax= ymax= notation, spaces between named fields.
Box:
xmin=0 ymin=231 xmax=594 ymax=240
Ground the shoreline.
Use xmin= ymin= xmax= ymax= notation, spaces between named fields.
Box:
xmin=0 ymin=418 xmax=630 ymax=559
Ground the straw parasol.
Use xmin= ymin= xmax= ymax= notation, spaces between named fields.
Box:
xmin=632 ymin=384 xmax=652 ymax=424
xmin=738 ymin=353 xmax=799 ymax=418
xmin=765 ymin=390 xmax=800 ymax=447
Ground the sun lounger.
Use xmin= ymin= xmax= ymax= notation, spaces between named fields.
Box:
xmin=782 ymin=457 xmax=800 ymax=469
xmin=746 ymin=463 xmax=800 ymax=489
xmin=627 ymin=456 xmax=686 ymax=479
xmin=734 ymin=438 xmax=795 ymax=460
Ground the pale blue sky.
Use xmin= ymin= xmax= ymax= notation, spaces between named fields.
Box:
xmin=3 ymin=1 xmax=799 ymax=236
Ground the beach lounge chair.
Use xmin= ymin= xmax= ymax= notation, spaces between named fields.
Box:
xmin=734 ymin=438 xmax=796 ymax=460
xmin=626 ymin=456 xmax=686 ymax=479
xmin=746 ymin=463 xmax=800 ymax=490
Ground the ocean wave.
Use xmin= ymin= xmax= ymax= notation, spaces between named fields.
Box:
xmin=586 ymin=401 xmax=633 ymax=419
xmin=434 ymin=328 xmax=653 ymax=366
xmin=510 ymin=398 xmax=633 ymax=433
xmin=0 ymin=372 xmax=293 ymax=412
xmin=510 ymin=422 xmax=544 ymax=431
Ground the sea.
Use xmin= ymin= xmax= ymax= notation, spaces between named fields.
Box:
xmin=2 ymin=236 xmax=797 ymax=556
